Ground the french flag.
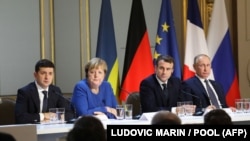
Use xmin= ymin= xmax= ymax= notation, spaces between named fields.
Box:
xmin=183 ymin=0 xmax=211 ymax=80
xmin=207 ymin=0 xmax=241 ymax=107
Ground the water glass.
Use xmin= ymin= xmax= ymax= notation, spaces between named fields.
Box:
xmin=49 ymin=108 xmax=65 ymax=123
xmin=116 ymin=105 xmax=125 ymax=120
xmin=124 ymin=104 xmax=133 ymax=120
xmin=57 ymin=108 xmax=65 ymax=122
xmin=235 ymin=99 xmax=244 ymax=113
xmin=176 ymin=102 xmax=185 ymax=117
xmin=183 ymin=101 xmax=195 ymax=116
xmin=243 ymin=98 xmax=250 ymax=113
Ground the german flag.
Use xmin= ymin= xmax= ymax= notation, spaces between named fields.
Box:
xmin=119 ymin=0 xmax=154 ymax=102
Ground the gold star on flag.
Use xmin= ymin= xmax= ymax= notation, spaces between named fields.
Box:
xmin=153 ymin=51 xmax=160 ymax=59
xmin=162 ymin=22 xmax=169 ymax=32
xmin=155 ymin=35 xmax=162 ymax=45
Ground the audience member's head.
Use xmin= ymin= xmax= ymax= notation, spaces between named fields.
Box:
xmin=204 ymin=109 xmax=232 ymax=125
xmin=66 ymin=116 xmax=106 ymax=141
xmin=0 ymin=132 xmax=16 ymax=141
xmin=151 ymin=110 xmax=181 ymax=125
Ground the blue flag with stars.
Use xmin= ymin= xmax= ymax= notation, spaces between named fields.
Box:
xmin=153 ymin=0 xmax=181 ymax=78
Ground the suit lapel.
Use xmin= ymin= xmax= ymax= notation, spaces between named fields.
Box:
xmin=153 ymin=76 xmax=167 ymax=105
xmin=194 ymin=77 xmax=208 ymax=99
xmin=47 ymin=87 xmax=54 ymax=108
xmin=30 ymin=82 xmax=40 ymax=111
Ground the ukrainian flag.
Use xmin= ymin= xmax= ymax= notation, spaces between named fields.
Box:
xmin=96 ymin=0 xmax=120 ymax=99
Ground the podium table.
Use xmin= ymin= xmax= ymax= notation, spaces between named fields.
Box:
xmin=1 ymin=113 xmax=250 ymax=141
xmin=36 ymin=113 xmax=250 ymax=141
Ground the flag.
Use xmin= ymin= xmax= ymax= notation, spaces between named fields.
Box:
xmin=153 ymin=0 xmax=181 ymax=79
xmin=119 ymin=0 xmax=154 ymax=102
xmin=207 ymin=0 xmax=241 ymax=106
xmin=96 ymin=0 xmax=120 ymax=98
xmin=183 ymin=0 xmax=210 ymax=80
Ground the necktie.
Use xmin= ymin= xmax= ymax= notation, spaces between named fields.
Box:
xmin=204 ymin=80 xmax=220 ymax=108
xmin=42 ymin=90 xmax=48 ymax=112
xmin=162 ymin=83 xmax=168 ymax=99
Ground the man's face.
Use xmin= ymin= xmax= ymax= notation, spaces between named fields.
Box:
xmin=155 ymin=60 xmax=174 ymax=82
xmin=34 ymin=67 xmax=54 ymax=89
xmin=194 ymin=56 xmax=211 ymax=79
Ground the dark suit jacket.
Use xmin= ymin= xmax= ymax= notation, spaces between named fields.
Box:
xmin=140 ymin=74 xmax=183 ymax=113
xmin=15 ymin=82 xmax=75 ymax=124
xmin=182 ymin=76 xmax=227 ymax=110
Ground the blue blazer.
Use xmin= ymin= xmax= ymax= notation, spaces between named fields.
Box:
xmin=15 ymin=82 xmax=75 ymax=124
xmin=140 ymin=74 xmax=183 ymax=113
xmin=71 ymin=79 xmax=117 ymax=119
xmin=182 ymin=76 xmax=228 ymax=110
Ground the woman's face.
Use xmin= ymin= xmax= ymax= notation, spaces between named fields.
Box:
xmin=87 ymin=66 xmax=105 ymax=88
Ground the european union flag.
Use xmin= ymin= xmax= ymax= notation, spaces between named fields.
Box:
xmin=153 ymin=0 xmax=181 ymax=79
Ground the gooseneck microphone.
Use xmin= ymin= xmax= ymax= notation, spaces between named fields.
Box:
xmin=119 ymin=87 xmax=132 ymax=97
xmin=53 ymin=91 xmax=78 ymax=123
xmin=119 ymin=87 xmax=141 ymax=119
xmin=181 ymin=90 xmax=204 ymax=116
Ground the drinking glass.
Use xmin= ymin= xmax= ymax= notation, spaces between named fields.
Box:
xmin=243 ymin=98 xmax=250 ymax=113
xmin=235 ymin=99 xmax=244 ymax=113
xmin=176 ymin=102 xmax=185 ymax=117
xmin=49 ymin=108 xmax=65 ymax=123
xmin=183 ymin=101 xmax=195 ymax=116
xmin=124 ymin=104 xmax=133 ymax=120
xmin=116 ymin=105 xmax=125 ymax=120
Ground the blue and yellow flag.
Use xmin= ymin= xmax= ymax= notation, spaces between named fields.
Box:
xmin=154 ymin=0 xmax=181 ymax=79
xmin=96 ymin=0 xmax=120 ymax=98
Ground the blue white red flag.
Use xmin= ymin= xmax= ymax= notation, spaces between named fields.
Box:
xmin=207 ymin=0 xmax=241 ymax=106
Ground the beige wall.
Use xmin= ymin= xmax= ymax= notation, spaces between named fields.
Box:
xmin=237 ymin=0 xmax=250 ymax=98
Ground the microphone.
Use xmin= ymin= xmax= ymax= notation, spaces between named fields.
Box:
xmin=119 ymin=87 xmax=132 ymax=97
xmin=119 ymin=87 xmax=136 ymax=102
xmin=119 ymin=87 xmax=141 ymax=119
xmin=181 ymin=90 xmax=204 ymax=116
xmin=119 ymin=87 xmax=139 ymax=98
xmin=53 ymin=91 xmax=78 ymax=123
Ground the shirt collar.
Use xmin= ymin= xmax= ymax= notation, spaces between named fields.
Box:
xmin=35 ymin=81 xmax=49 ymax=92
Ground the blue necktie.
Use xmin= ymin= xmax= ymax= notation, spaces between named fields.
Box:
xmin=42 ymin=91 xmax=48 ymax=112
xmin=205 ymin=80 xmax=220 ymax=108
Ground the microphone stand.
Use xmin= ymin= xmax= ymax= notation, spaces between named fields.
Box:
xmin=181 ymin=90 xmax=204 ymax=116
xmin=54 ymin=91 xmax=78 ymax=123
xmin=119 ymin=87 xmax=141 ymax=119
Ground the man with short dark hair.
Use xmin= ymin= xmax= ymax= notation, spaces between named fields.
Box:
xmin=15 ymin=59 xmax=74 ymax=124
xmin=204 ymin=109 xmax=232 ymax=125
xmin=151 ymin=110 xmax=181 ymax=125
xmin=140 ymin=55 xmax=183 ymax=113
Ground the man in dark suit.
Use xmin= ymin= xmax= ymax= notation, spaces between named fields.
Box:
xmin=182 ymin=54 xmax=235 ymax=112
xmin=140 ymin=55 xmax=183 ymax=113
xmin=15 ymin=59 xmax=75 ymax=124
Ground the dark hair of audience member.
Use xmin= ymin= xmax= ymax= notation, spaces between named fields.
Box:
xmin=151 ymin=110 xmax=181 ymax=125
xmin=0 ymin=132 xmax=16 ymax=141
xmin=204 ymin=109 xmax=233 ymax=125
xmin=66 ymin=116 xmax=106 ymax=141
